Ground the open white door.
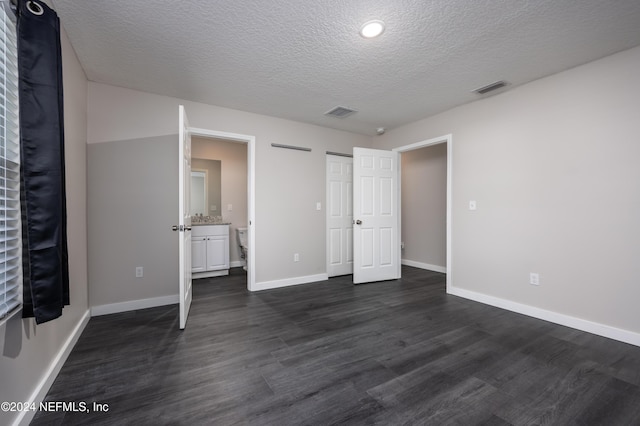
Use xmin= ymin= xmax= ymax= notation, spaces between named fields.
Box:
xmin=177 ymin=105 xmax=192 ymax=329
xmin=353 ymin=147 xmax=400 ymax=284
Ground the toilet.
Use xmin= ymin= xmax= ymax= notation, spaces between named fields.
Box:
xmin=236 ymin=227 xmax=248 ymax=271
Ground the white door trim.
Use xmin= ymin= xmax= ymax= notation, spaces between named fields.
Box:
xmin=393 ymin=134 xmax=452 ymax=292
xmin=188 ymin=127 xmax=256 ymax=292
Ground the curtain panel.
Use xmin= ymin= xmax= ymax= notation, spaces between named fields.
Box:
xmin=17 ymin=0 xmax=69 ymax=324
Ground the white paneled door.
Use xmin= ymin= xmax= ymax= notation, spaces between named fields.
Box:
xmin=178 ymin=105 xmax=193 ymax=329
xmin=353 ymin=148 xmax=400 ymax=284
xmin=326 ymin=155 xmax=354 ymax=277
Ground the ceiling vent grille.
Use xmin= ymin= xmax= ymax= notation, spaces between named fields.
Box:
xmin=324 ymin=106 xmax=357 ymax=119
xmin=473 ymin=81 xmax=508 ymax=95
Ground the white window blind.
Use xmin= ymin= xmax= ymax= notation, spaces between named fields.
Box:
xmin=0 ymin=3 xmax=21 ymax=322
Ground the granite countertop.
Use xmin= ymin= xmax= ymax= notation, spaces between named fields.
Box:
xmin=191 ymin=215 xmax=230 ymax=226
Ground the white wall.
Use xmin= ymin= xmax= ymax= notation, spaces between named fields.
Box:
xmin=192 ymin=137 xmax=248 ymax=265
xmin=374 ymin=46 xmax=640 ymax=342
xmin=0 ymin=26 xmax=89 ymax=426
xmin=87 ymin=82 xmax=371 ymax=307
xmin=401 ymin=144 xmax=447 ymax=271
xmin=87 ymin=135 xmax=178 ymax=311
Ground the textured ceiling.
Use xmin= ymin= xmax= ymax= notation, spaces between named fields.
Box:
xmin=52 ymin=0 xmax=640 ymax=135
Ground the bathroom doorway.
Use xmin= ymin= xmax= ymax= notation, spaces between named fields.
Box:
xmin=188 ymin=129 xmax=256 ymax=291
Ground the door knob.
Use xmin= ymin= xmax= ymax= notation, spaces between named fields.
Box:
xmin=355 ymin=219 xmax=362 ymax=225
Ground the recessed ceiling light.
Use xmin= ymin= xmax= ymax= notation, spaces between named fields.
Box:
xmin=360 ymin=20 xmax=385 ymax=38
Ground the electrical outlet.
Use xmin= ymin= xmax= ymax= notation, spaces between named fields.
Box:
xmin=135 ymin=267 xmax=143 ymax=278
xmin=227 ymin=204 xmax=233 ymax=211
xmin=401 ymin=241 xmax=405 ymax=249
xmin=529 ymin=272 xmax=539 ymax=286
xmin=294 ymin=253 xmax=300 ymax=262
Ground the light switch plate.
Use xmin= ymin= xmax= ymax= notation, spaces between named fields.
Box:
xmin=316 ymin=202 xmax=321 ymax=210
xmin=227 ymin=204 xmax=233 ymax=211
xmin=469 ymin=200 xmax=477 ymax=210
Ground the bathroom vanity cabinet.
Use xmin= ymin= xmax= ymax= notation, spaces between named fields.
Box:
xmin=191 ymin=224 xmax=229 ymax=278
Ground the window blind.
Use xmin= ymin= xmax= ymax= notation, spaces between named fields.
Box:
xmin=0 ymin=3 xmax=21 ymax=322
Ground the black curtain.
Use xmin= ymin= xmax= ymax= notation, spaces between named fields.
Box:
xmin=17 ymin=0 xmax=69 ymax=324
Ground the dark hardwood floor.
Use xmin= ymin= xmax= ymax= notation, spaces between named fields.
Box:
xmin=32 ymin=266 xmax=640 ymax=425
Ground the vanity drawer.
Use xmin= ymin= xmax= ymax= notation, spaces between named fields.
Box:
xmin=192 ymin=224 xmax=229 ymax=237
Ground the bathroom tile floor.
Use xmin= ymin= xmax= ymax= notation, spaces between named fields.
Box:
xmin=32 ymin=266 xmax=640 ymax=425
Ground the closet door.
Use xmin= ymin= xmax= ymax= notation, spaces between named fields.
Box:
xmin=352 ymin=147 xmax=400 ymax=284
xmin=326 ymin=155 xmax=353 ymax=277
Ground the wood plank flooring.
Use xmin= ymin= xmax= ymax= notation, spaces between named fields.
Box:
xmin=32 ymin=266 xmax=640 ymax=425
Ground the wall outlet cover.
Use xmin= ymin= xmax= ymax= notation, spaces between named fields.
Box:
xmin=529 ymin=272 xmax=539 ymax=285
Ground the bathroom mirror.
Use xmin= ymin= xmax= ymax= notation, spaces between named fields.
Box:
xmin=191 ymin=158 xmax=221 ymax=216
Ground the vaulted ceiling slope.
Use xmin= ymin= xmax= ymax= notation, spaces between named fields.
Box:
xmin=52 ymin=0 xmax=640 ymax=135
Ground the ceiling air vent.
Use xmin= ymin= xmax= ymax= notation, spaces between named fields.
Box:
xmin=324 ymin=106 xmax=357 ymax=119
xmin=473 ymin=80 xmax=508 ymax=95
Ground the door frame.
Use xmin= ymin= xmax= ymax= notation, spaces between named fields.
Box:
xmin=189 ymin=127 xmax=256 ymax=291
xmin=393 ymin=134 xmax=452 ymax=292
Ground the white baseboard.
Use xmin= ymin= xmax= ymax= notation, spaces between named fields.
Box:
xmin=14 ymin=309 xmax=91 ymax=426
xmin=229 ymin=261 xmax=244 ymax=268
xmin=252 ymin=273 xmax=328 ymax=292
xmin=402 ymin=259 xmax=446 ymax=274
xmin=448 ymin=286 xmax=640 ymax=348
xmin=91 ymin=294 xmax=179 ymax=316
